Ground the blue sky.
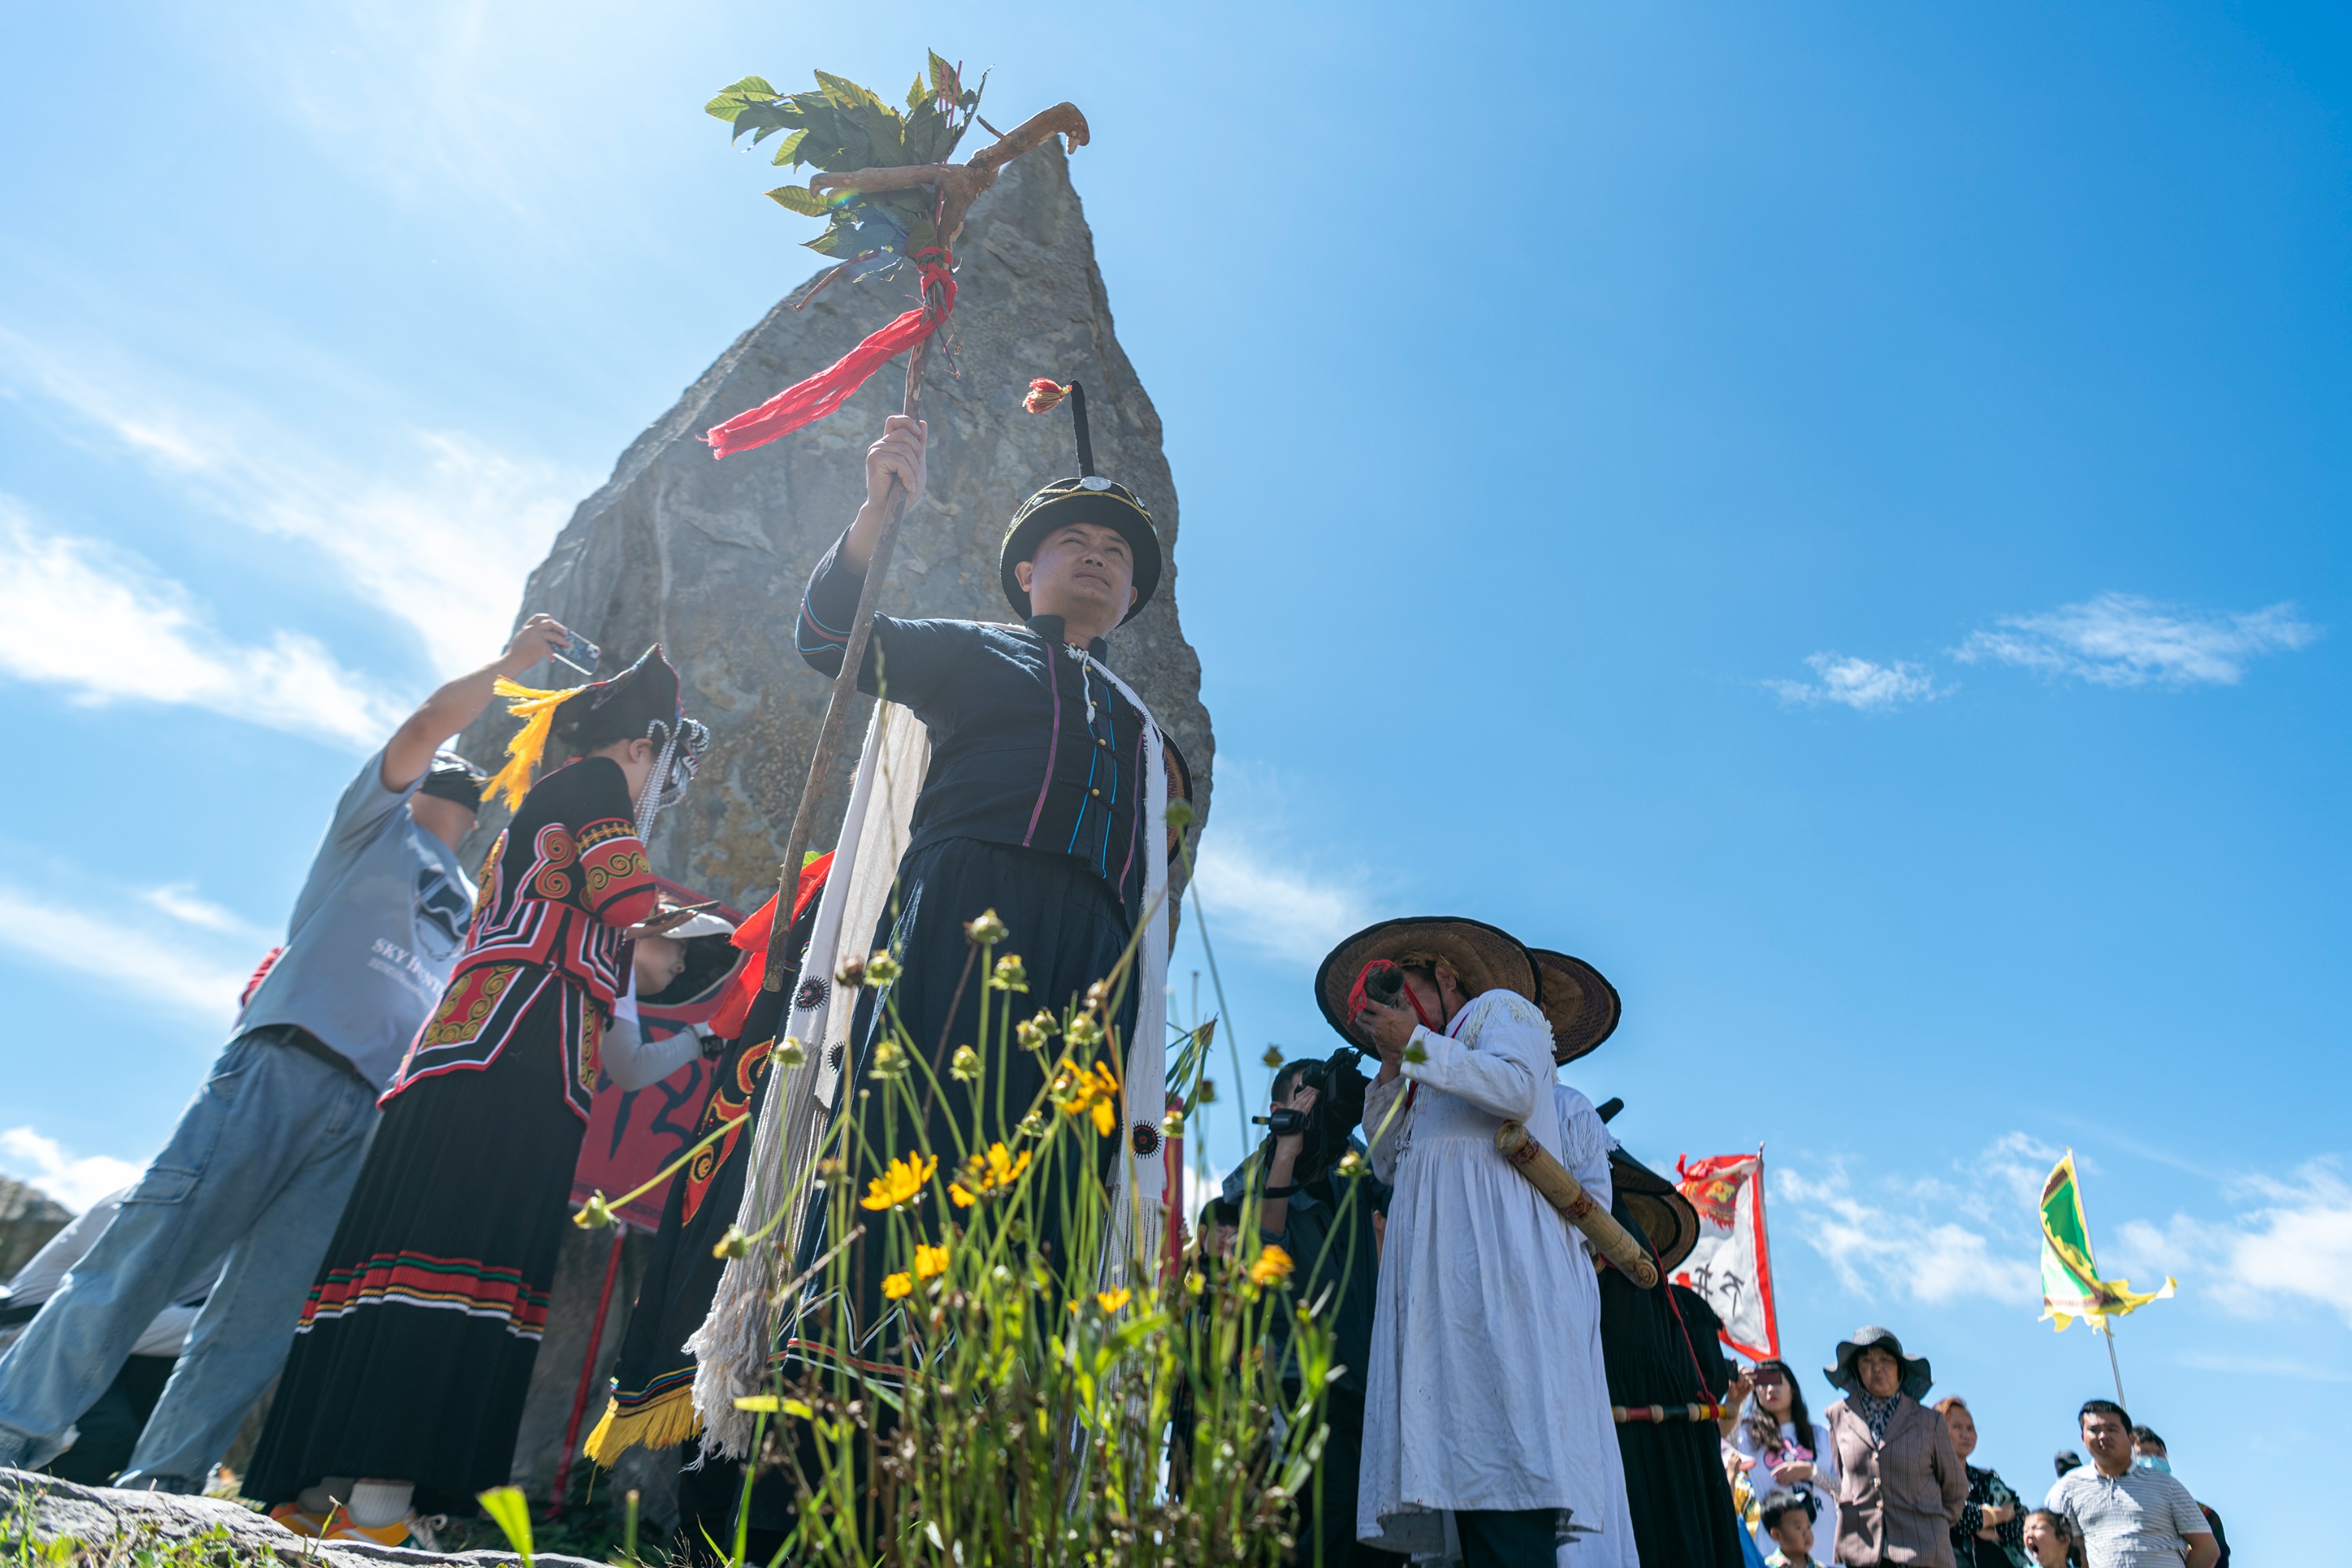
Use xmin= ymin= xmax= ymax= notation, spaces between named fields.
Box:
xmin=3 ymin=1 xmax=2345 ymax=1553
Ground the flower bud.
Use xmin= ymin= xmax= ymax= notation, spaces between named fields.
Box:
xmin=963 ymin=909 xmax=1010 ymax=946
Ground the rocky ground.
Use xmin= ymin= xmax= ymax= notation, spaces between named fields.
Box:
xmin=0 ymin=1470 xmax=611 ymax=1568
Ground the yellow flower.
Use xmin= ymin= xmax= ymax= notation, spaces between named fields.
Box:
xmin=949 ymin=1142 xmax=1032 ymax=1207
xmin=1094 ymin=1287 xmax=1131 ymax=1313
xmin=1249 ymin=1245 xmax=1294 ymax=1287
xmin=1054 ymin=1057 xmax=1123 ymax=1134
xmin=858 ymin=1152 xmax=937 ymax=1211
xmin=882 ymin=1272 xmax=913 ymax=1301
xmin=914 ymin=1243 xmax=950 ymax=1279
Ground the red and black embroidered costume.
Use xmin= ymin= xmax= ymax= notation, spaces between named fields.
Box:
xmin=252 ymin=682 xmax=675 ymax=1512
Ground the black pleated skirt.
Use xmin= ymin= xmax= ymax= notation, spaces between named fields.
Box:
xmin=247 ymin=983 xmax=590 ymax=1515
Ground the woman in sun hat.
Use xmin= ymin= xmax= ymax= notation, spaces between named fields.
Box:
xmin=1820 ymin=1327 xmax=1968 ymax=1566
xmin=1324 ymin=916 xmax=1616 ymax=1566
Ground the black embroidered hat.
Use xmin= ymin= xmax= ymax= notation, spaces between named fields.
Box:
xmin=1001 ymin=379 xmax=1163 ymax=626
xmin=487 ymin=644 xmax=708 ymax=812
xmin=553 ymin=644 xmax=683 ymax=752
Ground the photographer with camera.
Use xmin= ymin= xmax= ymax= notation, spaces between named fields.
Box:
xmin=1220 ymin=1051 xmax=1399 ymax=1568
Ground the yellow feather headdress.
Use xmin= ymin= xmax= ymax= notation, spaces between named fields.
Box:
xmin=485 ymin=677 xmax=586 ymax=811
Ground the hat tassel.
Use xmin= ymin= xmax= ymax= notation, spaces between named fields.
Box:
xmin=1022 ymin=376 xmax=1095 ymax=477
xmin=485 ymin=677 xmax=584 ymax=811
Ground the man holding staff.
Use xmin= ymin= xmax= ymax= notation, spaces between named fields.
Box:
xmin=790 ymin=389 xmax=1188 ymax=1333
xmin=1327 ymin=916 xmax=1616 ymax=1568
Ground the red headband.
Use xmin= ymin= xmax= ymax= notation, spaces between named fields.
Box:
xmin=1348 ymin=959 xmax=1442 ymax=1033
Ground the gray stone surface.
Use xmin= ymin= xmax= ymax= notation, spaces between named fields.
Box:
xmin=0 ymin=1469 xmax=602 ymax=1568
xmin=459 ymin=140 xmax=1213 ymax=908
xmin=0 ymin=1178 xmax=71 ymax=1283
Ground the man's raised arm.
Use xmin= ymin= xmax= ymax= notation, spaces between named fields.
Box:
xmin=380 ymin=614 xmax=569 ymax=792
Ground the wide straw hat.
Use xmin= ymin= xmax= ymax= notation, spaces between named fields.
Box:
xmin=1826 ymin=1326 xmax=1933 ymax=1400
xmin=1608 ymin=1148 xmax=1701 ymax=1275
xmin=1528 ymin=949 xmax=1621 ymax=1065
xmin=1313 ymin=916 xmax=1540 ymax=1043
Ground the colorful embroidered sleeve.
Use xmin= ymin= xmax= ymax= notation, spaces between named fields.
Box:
xmin=513 ymin=757 xmax=658 ymax=928
xmin=572 ymin=816 xmax=658 ymax=927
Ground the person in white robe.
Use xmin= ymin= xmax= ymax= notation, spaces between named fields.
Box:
xmin=1317 ymin=917 xmax=1617 ymax=1568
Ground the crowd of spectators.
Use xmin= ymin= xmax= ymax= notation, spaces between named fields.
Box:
xmin=1733 ymin=1328 xmax=2226 ymax=1568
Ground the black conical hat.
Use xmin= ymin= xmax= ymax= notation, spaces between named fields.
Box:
xmin=1000 ymin=379 xmax=1162 ymax=625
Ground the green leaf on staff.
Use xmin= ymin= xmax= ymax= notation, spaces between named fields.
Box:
xmin=907 ymin=75 xmax=928 ymax=112
xmin=928 ymin=52 xmax=957 ymax=96
xmin=706 ymin=75 xmax=778 ymax=122
xmin=768 ymin=129 xmax=808 ymax=167
xmin=477 ymin=1486 xmax=535 ymax=1568
xmin=766 ymin=183 xmax=829 ymax=216
xmin=815 ymin=71 xmax=886 ymax=112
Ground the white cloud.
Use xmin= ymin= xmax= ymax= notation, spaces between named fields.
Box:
xmin=0 ymin=877 xmax=256 ymax=1029
xmin=1954 ymin=593 xmax=2319 ymax=688
xmin=0 ymin=1127 xmax=144 ymax=1213
xmin=1189 ymin=827 xmax=1374 ymax=968
xmin=2111 ymin=1162 xmax=2352 ymax=1327
xmin=1766 ymin=652 xmax=1947 ymax=713
xmin=1774 ymin=1135 xmax=2052 ymax=1308
xmin=0 ymin=503 xmax=405 ymax=750
xmin=0 ymin=332 xmax=585 ymax=678
xmin=140 ymin=883 xmax=272 ymax=943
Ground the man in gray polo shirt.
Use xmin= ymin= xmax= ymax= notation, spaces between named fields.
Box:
xmin=2045 ymin=1400 xmax=2217 ymax=1568
xmin=0 ymin=613 xmax=571 ymax=1491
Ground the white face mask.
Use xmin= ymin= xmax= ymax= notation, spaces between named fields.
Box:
xmin=2136 ymin=1454 xmax=2172 ymax=1475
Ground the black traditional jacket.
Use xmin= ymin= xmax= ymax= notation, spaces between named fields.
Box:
xmin=797 ymin=533 xmax=1186 ymax=924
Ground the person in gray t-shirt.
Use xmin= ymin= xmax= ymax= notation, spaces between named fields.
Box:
xmin=0 ymin=613 xmax=574 ymax=1491
xmin=2045 ymin=1401 xmax=2217 ymax=1568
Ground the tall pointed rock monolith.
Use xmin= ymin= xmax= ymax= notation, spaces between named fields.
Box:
xmin=474 ymin=144 xmax=1211 ymax=905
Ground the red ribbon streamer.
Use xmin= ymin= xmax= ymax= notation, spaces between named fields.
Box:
xmin=702 ymin=249 xmax=956 ymax=460
xmin=706 ymin=851 xmax=834 ymax=1040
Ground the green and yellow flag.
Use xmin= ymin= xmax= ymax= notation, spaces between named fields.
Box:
xmin=2040 ymin=1151 xmax=2175 ymax=1332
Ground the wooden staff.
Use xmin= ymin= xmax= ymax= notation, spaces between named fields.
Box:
xmin=1494 ymin=1120 xmax=1660 ymax=1290
xmin=758 ymin=103 xmax=1091 ymax=989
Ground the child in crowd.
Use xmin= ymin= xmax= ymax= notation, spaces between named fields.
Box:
xmin=1759 ymin=1489 xmax=1820 ymax=1568
xmin=2020 ymin=1508 xmax=2077 ymax=1567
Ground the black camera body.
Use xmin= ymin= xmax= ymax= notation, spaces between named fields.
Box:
xmin=1247 ymin=1046 xmax=1373 ymax=1185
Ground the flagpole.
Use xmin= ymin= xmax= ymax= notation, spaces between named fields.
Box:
xmin=2100 ymin=1319 xmax=2127 ymax=1409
